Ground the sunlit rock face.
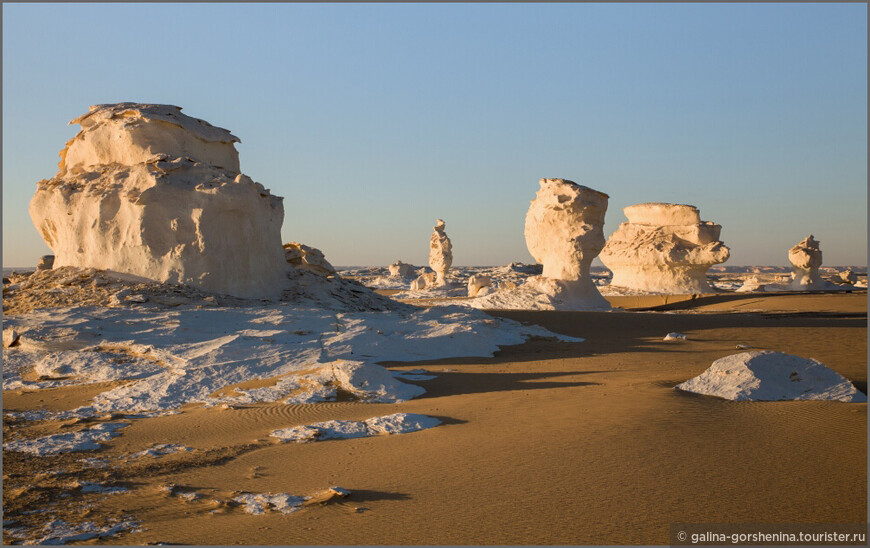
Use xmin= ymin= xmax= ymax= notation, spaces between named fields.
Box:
xmin=29 ymin=103 xmax=289 ymax=299
xmin=428 ymin=219 xmax=453 ymax=287
xmin=283 ymin=242 xmax=335 ymax=277
xmin=599 ymin=202 xmax=729 ymax=294
xmin=517 ymin=178 xmax=610 ymax=309
xmin=788 ymin=235 xmax=824 ymax=290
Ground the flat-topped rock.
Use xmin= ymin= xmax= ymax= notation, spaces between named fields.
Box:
xmin=600 ymin=202 xmax=729 ymax=293
xmin=623 ymin=203 xmax=700 ymax=226
xmin=61 ymin=103 xmax=241 ymax=174
xmin=30 ymin=103 xmax=288 ymax=299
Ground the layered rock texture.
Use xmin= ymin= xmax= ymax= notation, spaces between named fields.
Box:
xmin=600 ymin=203 xmax=729 ymax=293
xmin=428 ymin=219 xmax=453 ymax=287
xmin=788 ymin=235 xmax=824 ymax=290
xmin=29 ymin=103 xmax=289 ymax=299
xmin=283 ymin=242 xmax=335 ymax=277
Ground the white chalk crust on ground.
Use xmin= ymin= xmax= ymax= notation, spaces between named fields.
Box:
xmin=3 ymin=422 xmax=128 ymax=455
xmin=270 ymin=413 xmax=442 ymax=443
xmin=3 ymin=303 xmax=581 ymax=416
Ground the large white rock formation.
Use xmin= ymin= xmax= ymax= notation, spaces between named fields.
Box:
xmin=676 ymin=351 xmax=866 ymax=402
xmin=599 ymin=203 xmax=729 ymax=293
xmin=473 ymin=178 xmax=610 ymax=310
xmin=29 ymin=103 xmax=289 ymax=299
xmin=429 ymin=219 xmax=453 ymax=287
xmin=788 ymin=235 xmax=824 ymax=290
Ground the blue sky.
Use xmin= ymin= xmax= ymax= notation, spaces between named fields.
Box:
xmin=3 ymin=2 xmax=866 ymax=267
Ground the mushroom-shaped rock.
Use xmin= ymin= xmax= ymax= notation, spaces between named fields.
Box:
xmin=29 ymin=103 xmax=289 ymax=299
xmin=524 ymin=179 xmax=609 ymax=281
xmin=599 ymin=202 xmax=729 ymax=293
xmin=388 ymin=260 xmax=414 ymax=278
xmin=428 ymin=219 xmax=453 ymax=287
xmin=466 ymin=275 xmax=492 ymax=298
xmin=283 ymin=242 xmax=335 ymax=277
xmin=474 ymin=178 xmax=610 ymax=310
xmin=788 ymin=235 xmax=824 ymax=290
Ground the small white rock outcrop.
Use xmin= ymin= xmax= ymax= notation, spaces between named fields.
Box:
xmin=599 ymin=203 xmax=729 ymax=293
xmin=466 ymin=274 xmax=492 ymax=298
xmin=788 ymin=235 xmax=824 ymax=290
xmin=388 ymin=260 xmax=414 ymax=278
xmin=838 ymin=270 xmax=858 ymax=285
xmin=676 ymin=351 xmax=866 ymax=402
xmin=410 ymin=272 xmax=435 ymax=291
xmin=29 ymin=103 xmax=289 ymax=299
xmin=473 ymin=178 xmax=610 ymax=310
xmin=429 ymin=219 xmax=453 ymax=287
xmin=735 ymin=276 xmax=765 ymax=293
xmin=283 ymin=242 xmax=335 ymax=277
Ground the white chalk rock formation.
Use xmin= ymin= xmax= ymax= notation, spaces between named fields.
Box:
xmin=838 ymin=270 xmax=858 ymax=285
xmin=525 ymin=179 xmax=608 ymax=281
xmin=29 ymin=103 xmax=289 ymax=299
xmin=428 ymin=219 xmax=453 ymax=287
xmin=473 ymin=179 xmax=610 ymax=310
xmin=388 ymin=260 xmax=414 ymax=278
xmin=735 ymin=276 xmax=765 ymax=293
xmin=788 ymin=235 xmax=825 ymax=290
xmin=599 ymin=203 xmax=729 ymax=293
xmin=3 ymin=328 xmax=20 ymax=348
xmin=410 ymin=272 xmax=435 ymax=291
xmin=283 ymin=242 xmax=335 ymax=277
xmin=676 ymin=351 xmax=866 ymax=402
xmin=466 ymin=275 xmax=492 ymax=298
xmin=37 ymin=255 xmax=55 ymax=271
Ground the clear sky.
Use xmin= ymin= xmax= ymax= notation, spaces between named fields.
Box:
xmin=3 ymin=2 xmax=866 ymax=267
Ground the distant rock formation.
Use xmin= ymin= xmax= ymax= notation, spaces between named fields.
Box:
xmin=388 ymin=260 xmax=414 ymax=278
xmin=788 ymin=235 xmax=824 ymax=290
xmin=429 ymin=219 xmax=453 ymax=287
xmin=600 ymin=203 xmax=729 ymax=293
xmin=283 ymin=242 xmax=335 ymax=277
xmin=29 ymin=103 xmax=289 ymax=299
xmin=36 ymin=255 xmax=54 ymax=271
xmin=838 ymin=270 xmax=858 ymax=285
xmin=473 ymin=178 xmax=610 ymax=310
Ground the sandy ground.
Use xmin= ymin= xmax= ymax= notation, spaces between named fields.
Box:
xmin=3 ymin=292 xmax=866 ymax=545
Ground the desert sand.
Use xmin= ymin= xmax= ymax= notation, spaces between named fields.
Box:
xmin=3 ymin=291 xmax=865 ymax=545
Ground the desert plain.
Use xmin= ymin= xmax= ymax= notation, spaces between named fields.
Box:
xmin=3 ymin=289 xmax=865 ymax=545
